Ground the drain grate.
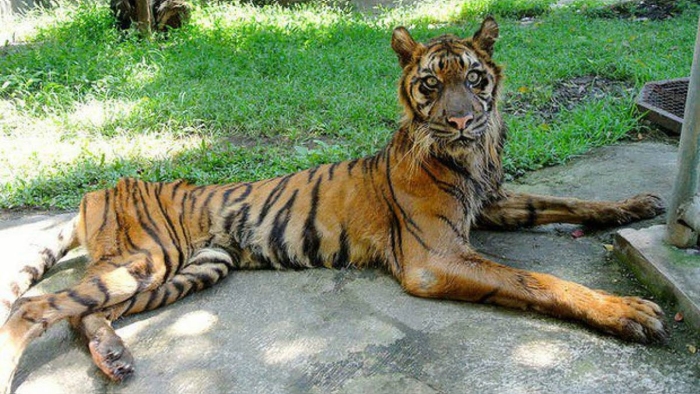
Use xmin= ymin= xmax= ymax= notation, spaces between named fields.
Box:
xmin=636 ymin=77 xmax=689 ymax=134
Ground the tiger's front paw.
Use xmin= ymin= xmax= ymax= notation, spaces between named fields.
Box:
xmin=590 ymin=294 xmax=668 ymax=344
xmin=619 ymin=193 xmax=666 ymax=223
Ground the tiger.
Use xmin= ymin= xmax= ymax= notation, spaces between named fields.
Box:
xmin=0 ymin=17 xmax=667 ymax=392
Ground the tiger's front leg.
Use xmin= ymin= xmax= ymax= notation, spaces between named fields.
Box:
xmin=476 ymin=191 xmax=665 ymax=230
xmin=400 ymin=252 xmax=667 ymax=343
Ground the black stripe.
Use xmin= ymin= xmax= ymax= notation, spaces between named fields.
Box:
xmin=223 ymin=207 xmax=239 ymax=236
xmin=170 ymin=180 xmax=184 ymax=200
xmin=179 ymin=189 xmax=193 ymax=257
xmin=97 ymin=188 xmax=111 ymax=234
xmin=153 ymin=183 xmax=185 ymax=275
xmin=190 ymin=253 xmax=234 ymax=270
xmin=362 ymin=155 xmax=372 ymax=174
xmin=123 ymin=229 xmax=153 ymax=259
xmin=182 ymin=272 xmax=216 ymax=290
xmin=67 ymin=290 xmax=99 ymax=311
xmin=347 ymin=159 xmax=359 ymax=175
xmin=269 ymin=190 xmax=299 ymax=268
xmin=122 ymin=296 xmax=138 ymax=316
xmin=132 ymin=183 xmax=174 ymax=281
xmin=198 ymin=187 xmax=220 ymax=231
xmin=384 ymin=150 xmax=420 ymax=232
xmin=144 ymin=288 xmax=163 ymax=311
xmin=172 ymin=277 xmax=185 ymax=297
xmin=302 ymin=177 xmax=324 ymax=267
xmin=328 ymin=162 xmax=339 ymax=181
xmin=385 ymin=196 xmax=403 ymax=275
xmin=332 ymin=227 xmax=351 ymax=269
xmin=48 ymin=295 xmax=60 ymax=311
xmin=435 ymin=155 xmax=471 ymax=182
xmin=234 ymin=203 xmax=252 ymax=243
xmin=257 ymin=175 xmax=292 ymax=225
xmin=437 ymin=215 xmax=468 ymax=243
xmin=156 ymin=288 xmax=173 ymax=309
xmin=525 ymin=199 xmax=537 ymax=228
xmin=189 ymin=185 xmax=211 ymax=216
xmin=91 ymin=276 xmax=111 ymax=305
xmin=421 ymin=163 xmax=466 ymax=202
xmin=384 ymin=151 xmax=431 ymax=252
xmin=211 ymin=266 xmax=226 ymax=279
xmin=307 ymin=166 xmax=320 ymax=183
xmin=424 ymin=161 xmax=474 ymax=218
xmin=222 ymin=183 xmax=253 ymax=206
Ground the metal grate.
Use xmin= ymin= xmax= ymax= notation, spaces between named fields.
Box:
xmin=636 ymin=78 xmax=689 ymax=134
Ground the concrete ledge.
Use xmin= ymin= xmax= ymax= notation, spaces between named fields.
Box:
xmin=614 ymin=225 xmax=700 ymax=331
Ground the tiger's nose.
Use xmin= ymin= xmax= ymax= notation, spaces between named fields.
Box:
xmin=447 ymin=114 xmax=474 ymax=131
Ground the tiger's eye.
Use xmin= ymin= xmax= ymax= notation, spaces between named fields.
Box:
xmin=467 ymin=71 xmax=482 ymax=85
xmin=423 ymin=76 xmax=440 ymax=89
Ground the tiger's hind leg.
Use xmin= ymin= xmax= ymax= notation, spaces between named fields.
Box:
xmin=70 ymin=247 xmax=234 ymax=382
xmin=0 ymin=215 xmax=79 ymax=325
xmin=0 ymin=253 xmax=168 ymax=393
xmin=477 ymin=191 xmax=665 ymax=230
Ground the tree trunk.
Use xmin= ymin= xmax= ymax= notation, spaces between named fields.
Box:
xmin=135 ymin=0 xmax=152 ymax=37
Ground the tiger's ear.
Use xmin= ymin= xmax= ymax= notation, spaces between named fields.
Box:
xmin=472 ymin=16 xmax=499 ymax=56
xmin=392 ymin=27 xmax=420 ymax=68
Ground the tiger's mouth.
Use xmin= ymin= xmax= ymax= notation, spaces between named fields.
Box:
xmin=427 ymin=121 xmax=485 ymax=145
xmin=453 ymin=134 xmax=478 ymax=144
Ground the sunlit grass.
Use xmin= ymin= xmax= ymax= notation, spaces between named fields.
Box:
xmin=0 ymin=0 xmax=697 ymax=209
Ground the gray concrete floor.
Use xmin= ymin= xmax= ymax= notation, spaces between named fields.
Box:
xmin=1 ymin=141 xmax=699 ymax=393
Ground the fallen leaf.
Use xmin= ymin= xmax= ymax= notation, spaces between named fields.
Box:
xmin=675 ymin=312 xmax=684 ymax=322
xmin=518 ymin=86 xmax=528 ymax=93
xmin=571 ymin=229 xmax=585 ymax=239
xmin=603 ymin=244 xmax=614 ymax=252
xmin=687 ymin=344 xmax=697 ymax=354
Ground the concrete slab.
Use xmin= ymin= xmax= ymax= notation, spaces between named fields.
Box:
xmin=2 ymin=141 xmax=700 ymax=394
xmin=615 ymin=225 xmax=700 ymax=332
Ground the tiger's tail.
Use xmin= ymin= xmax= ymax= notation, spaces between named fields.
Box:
xmin=0 ymin=214 xmax=80 ymax=325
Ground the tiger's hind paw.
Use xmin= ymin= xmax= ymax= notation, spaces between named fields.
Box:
xmin=88 ymin=329 xmax=134 ymax=382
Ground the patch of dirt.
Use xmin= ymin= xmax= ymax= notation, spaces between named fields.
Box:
xmin=588 ymin=0 xmax=686 ymax=21
xmin=503 ymin=75 xmax=634 ymax=120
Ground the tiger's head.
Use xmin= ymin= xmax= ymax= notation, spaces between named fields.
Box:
xmin=391 ymin=17 xmax=503 ymax=162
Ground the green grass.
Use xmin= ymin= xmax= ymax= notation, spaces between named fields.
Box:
xmin=0 ymin=0 xmax=697 ymax=209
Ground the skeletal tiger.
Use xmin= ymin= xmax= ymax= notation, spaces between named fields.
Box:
xmin=0 ymin=17 xmax=667 ymax=392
